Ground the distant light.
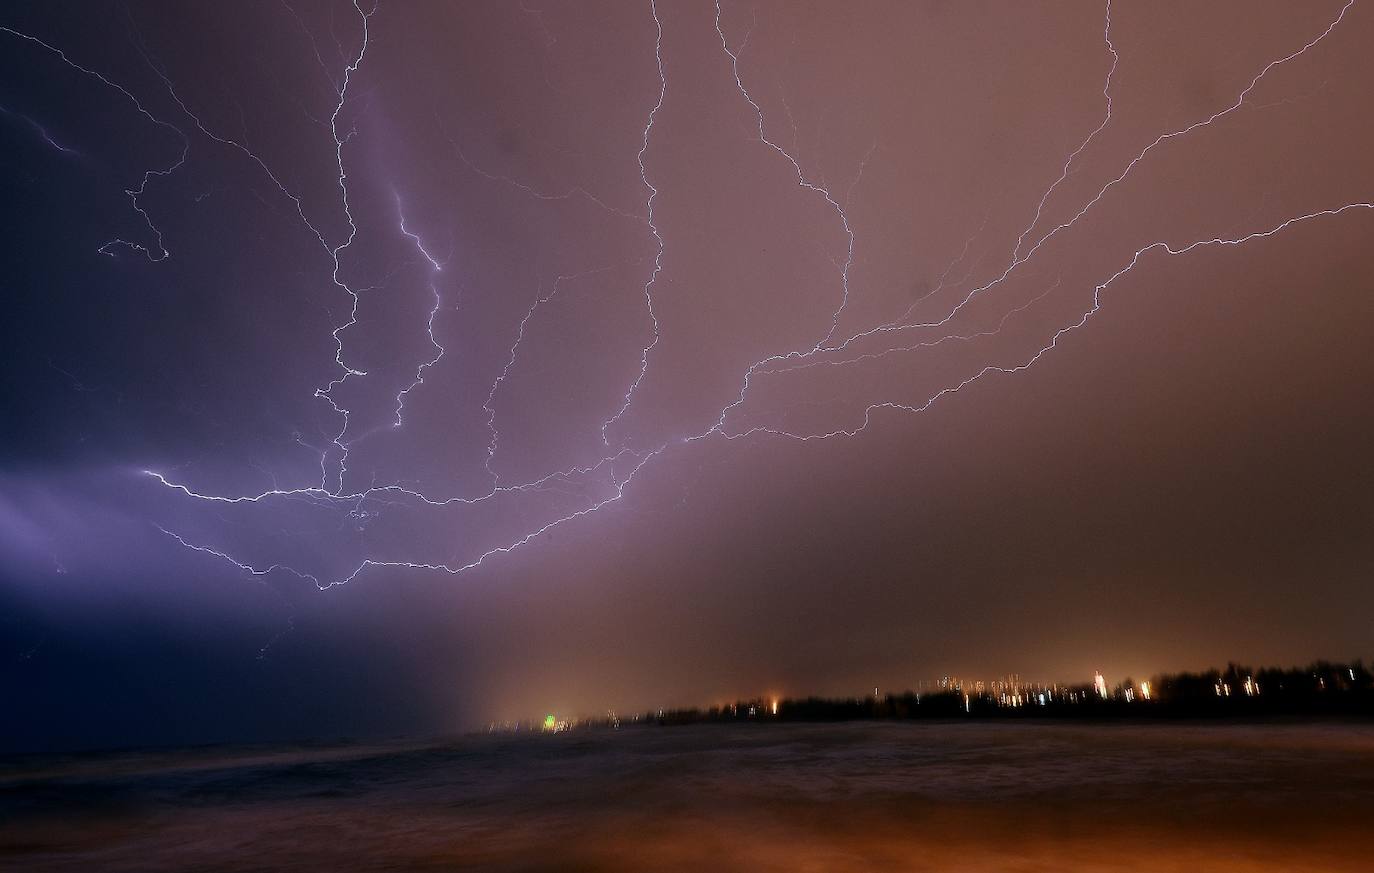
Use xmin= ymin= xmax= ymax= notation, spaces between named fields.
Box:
xmin=543 ymin=714 xmax=556 ymax=730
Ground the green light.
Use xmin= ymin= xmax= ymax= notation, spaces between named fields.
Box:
xmin=544 ymin=714 xmax=556 ymax=729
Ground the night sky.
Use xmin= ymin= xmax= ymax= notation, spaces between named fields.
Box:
xmin=3 ymin=0 xmax=1373 ymax=753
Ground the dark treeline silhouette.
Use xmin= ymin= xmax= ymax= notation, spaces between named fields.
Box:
xmin=617 ymin=660 xmax=1374 ymax=727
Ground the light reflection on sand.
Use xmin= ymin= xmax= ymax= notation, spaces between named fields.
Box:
xmin=3 ymin=722 xmax=1372 ymax=871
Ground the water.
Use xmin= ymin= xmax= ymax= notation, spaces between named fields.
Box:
xmin=4 ymin=721 xmax=1372 ymax=871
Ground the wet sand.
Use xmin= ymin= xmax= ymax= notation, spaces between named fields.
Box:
xmin=3 ymin=721 xmax=1372 ymax=871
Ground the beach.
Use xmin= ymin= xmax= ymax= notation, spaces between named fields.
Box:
xmin=4 ymin=720 xmax=1372 ymax=871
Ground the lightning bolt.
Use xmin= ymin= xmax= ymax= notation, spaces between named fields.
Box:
xmin=390 ymin=191 xmax=445 ymax=429
xmin=155 ymin=525 xmax=321 ymax=587
xmin=601 ymin=0 xmax=667 ymax=449
xmin=135 ymin=0 xmax=378 ymax=494
xmin=0 ymin=25 xmax=189 ymax=260
xmin=125 ymin=0 xmax=1369 ymax=593
xmin=922 ymin=0 xmax=1357 ymax=339
xmin=15 ymin=1 xmax=385 ymax=500
xmin=485 ymin=265 xmax=619 ymax=485
xmin=713 ymin=0 xmax=857 ymax=350
xmin=713 ymin=204 xmax=1374 ymax=444
xmin=312 ymin=0 xmax=374 ymax=496
xmin=1013 ymin=1 xmax=1120 ymax=263
xmin=0 ymin=102 xmax=78 ymax=155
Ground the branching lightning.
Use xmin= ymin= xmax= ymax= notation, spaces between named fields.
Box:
xmin=715 ymin=204 xmax=1373 ymax=444
xmin=485 ymin=265 xmax=618 ymax=484
xmin=600 ymin=0 xmax=668 ymax=449
xmin=391 ymin=191 xmax=445 ymax=428
xmin=33 ymin=0 xmax=1356 ymax=592
xmin=0 ymin=25 xmax=189 ymax=260
xmin=312 ymin=0 xmax=374 ymax=496
xmin=155 ymin=525 xmax=321 ymax=587
xmin=713 ymin=0 xmax=857 ymax=350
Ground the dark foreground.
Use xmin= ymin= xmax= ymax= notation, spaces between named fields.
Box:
xmin=4 ymin=721 xmax=1372 ymax=871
